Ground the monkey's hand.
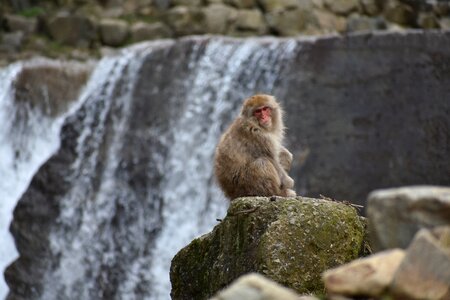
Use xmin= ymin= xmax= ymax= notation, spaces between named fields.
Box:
xmin=285 ymin=189 xmax=297 ymax=197
xmin=279 ymin=147 xmax=293 ymax=172
xmin=281 ymin=174 xmax=295 ymax=190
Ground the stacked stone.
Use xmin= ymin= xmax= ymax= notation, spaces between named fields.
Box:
xmin=1 ymin=0 xmax=450 ymax=65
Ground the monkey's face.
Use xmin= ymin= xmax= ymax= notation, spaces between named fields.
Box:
xmin=253 ymin=106 xmax=272 ymax=128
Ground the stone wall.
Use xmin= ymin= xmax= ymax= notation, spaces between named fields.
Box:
xmin=1 ymin=0 xmax=450 ymax=65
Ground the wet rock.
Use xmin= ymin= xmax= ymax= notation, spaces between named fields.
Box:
xmin=166 ymin=6 xmax=205 ymax=36
xmin=203 ymin=4 xmax=237 ymax=34
xmin=367 ymin=186 xmax=450 ymax=251
xmin=47 ymin=13 xmax=97 ymax=47
xmin=99 ymin=19 xmax=129 ymax=47
xmin=324 ymin=0 xmax=360 ymax=16
xmin=131 ymin=21 xmax=172 ymax=42
xmin=391 ymin=226 xmax=450 ymax=300
xmin=170 ymin=197 xmax=366 ymax=299
xmin=209 ymin=273 xmax=303 ymax=300
xmin=384 ymin=1 xmax=416 ymax=26
xmin=323 ymin=249 xmax=405 ymax=297
xmin=4 ymin=14 xmax=37 ymax=34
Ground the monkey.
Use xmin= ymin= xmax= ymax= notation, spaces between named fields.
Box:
xmin=214 ymin=94 xmax=296 ymax=200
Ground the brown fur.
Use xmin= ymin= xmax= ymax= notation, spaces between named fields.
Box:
xmin=214 ymin=94 xmax=296 ymax=200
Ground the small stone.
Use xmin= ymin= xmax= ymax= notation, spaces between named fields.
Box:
xmin=417 ymin=12 xmax=440 ymax=29
xmin=324 ymin=0 xmax=360 ymax=16
xmin=166 ymin=6 xmax=205 ymax=36
xmin=266 ymin=8 xmax=317 ymax=36
xmin=391 ymin=226 xmax=450 ymax=300
xmin=346 ymin=14 xmax=382 ymax=32
xmin=367 ymin=186 xmax=450 ymax=251
xmin=209 ymin=273 xmax=303 ymax=300
xmin=203 ymin=4 xmax=237 ymax=34
xmin=314 ymin=10 xmax=347 ymax=33
xmin=384 ymin=1 xmax=416 ymax=26
xmin=361 ymin=0 xmax=380 ymax=16
xmin=224 ymin=0 xmax=256 ymax=9
xmin=4 ymin=14 xmax=37 ymax=34
xmin=433 ymin=2 xmax=450 ymax=16
xmin=257 ymin=0 xmax=301 ymax=12
xmin=47 ymin=13 xmax=97 ymax=47
xmin=171 ymin=0 xmax=202 ymax=6
xmin=323 ymin=249 xmax=406 ymax=297
xmin=0 ymin=32 xmax=25 ymax=52
xmin=99 ymin=19 xmax=129 ymax=47
xmin=440 ymin=17 xmax=450 ymax=30
xmin=235 ymin=9 xmax=266 ymax=32
xmin=131 ymin=22 xmax=173 ymax=42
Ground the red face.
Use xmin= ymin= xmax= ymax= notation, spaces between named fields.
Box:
xmin=253 ymin=106 xmax=272 ymax=127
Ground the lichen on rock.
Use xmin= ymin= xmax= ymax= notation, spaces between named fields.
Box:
xmin=170 ymin=196 xmax=367 ymax=300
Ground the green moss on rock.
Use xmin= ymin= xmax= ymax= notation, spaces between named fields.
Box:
xmin=170 ymin=196 xmax=367 ymax=300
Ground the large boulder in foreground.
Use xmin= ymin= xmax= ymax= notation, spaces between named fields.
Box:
xmin=170 ymin=197 xmax=366 ymax=299
xmin=367 ymin=186 xmax=450 ymax=251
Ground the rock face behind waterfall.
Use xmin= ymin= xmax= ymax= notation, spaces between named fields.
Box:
xmin=170 ymin=197 xmax=367 ymax=300
xmin=4 ymin=31 xmax=450 ymax=300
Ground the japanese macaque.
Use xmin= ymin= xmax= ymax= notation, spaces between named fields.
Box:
xmin=214 ymin=94 xmax=296 ymax=200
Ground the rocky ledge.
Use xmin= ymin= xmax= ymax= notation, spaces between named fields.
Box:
xmin=170 ymin=196 xmax=368 ymax=299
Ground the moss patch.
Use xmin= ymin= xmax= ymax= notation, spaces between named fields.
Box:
xmin=170 ymin=196 xmax=367 ymax=300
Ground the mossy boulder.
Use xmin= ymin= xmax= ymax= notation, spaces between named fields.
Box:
xmin=170 ymin=196 xmax=367 ymax=300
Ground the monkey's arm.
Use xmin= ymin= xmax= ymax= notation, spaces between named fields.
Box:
xmin=279 ymin=146 xmax=293 ymax=172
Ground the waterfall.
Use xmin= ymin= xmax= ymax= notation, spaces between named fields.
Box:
xmin=2 ymin=37 xmax=299 ymax=300
xmin=0 ymin=59 xmax=85 ymax=299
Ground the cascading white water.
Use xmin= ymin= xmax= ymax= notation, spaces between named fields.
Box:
xmin=150 ymin=38 xmax=298 ymax=299
xmin=0 ymin=60 xmax=83 ymax=300
xmin=2 ymin=38 xmax=299 ymax=300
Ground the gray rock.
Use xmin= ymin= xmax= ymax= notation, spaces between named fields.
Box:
xmin=209 ymin=273 xmax=303 ymax=300
xmin=171 ymin=197 xmax=366 ymax=299
xmin=323 ymin=249 xmax=406 ymax=297
xmin=324 ymin=0 xmax=360 ymax=16
xmin=203 ymin=4 xmax=238 ymax=34
xmin=367 ymin=186 xmax=450 ymax=251
xmin=391 ymin=226 xmax=450 ymax=300
xmin=235 ymin=9 xmax=266 ymax=32
xmin=47 ymin=13 xmax=97 ymax=47
xmin=4 ymin=14 xmax=37 ymax=34
xmin=131 ymin=22 xmax=172 ymax=42
xmin=99 ymin=19 xmax=129 ymax=47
